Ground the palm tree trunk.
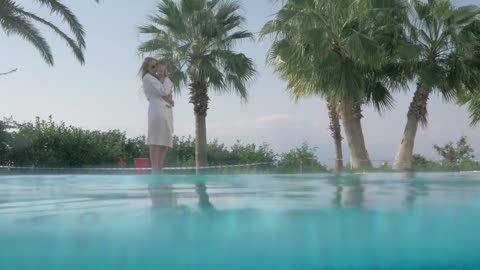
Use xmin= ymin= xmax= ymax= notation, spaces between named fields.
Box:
xmin=393 ymin=83 xmax=430 ymax=170
xmin=195 ymin=114 xmax=208 ymax=167
xmin=190 ymin=79 xmax=209 ymax=168
xmin=189 ymin=80 xmax=214 ymax=209
xmin=338 ymin=102 xmax=372 ymax=168
xmin=327 ymin=101 xmax=343 ymax=172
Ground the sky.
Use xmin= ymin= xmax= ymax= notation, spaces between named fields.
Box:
xmin=0 ymin=0 xmax=479 ymax=166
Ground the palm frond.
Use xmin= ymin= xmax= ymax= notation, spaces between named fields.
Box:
xmin=457 ymin=89 xmax=480 ymax=127
xmin=364 ymin=81 xmax=396 ymax=114
xmin=157 ymin=55 xmax=188 ymax=93
xmin=156 ymin=0 xmax=188 ymax=38
xmin=180 ymin=0 xmax=206 ymax=15
xmin=138 ymin=35 xmax=181 ymax=55
xmin=33 ymin=0 xmax=86 ymax=48
xmin=1 ymin=0 xmax=99 ymax=65
xmin=210 ymin=49 xmax=255 ymax=99
xmin=0 ymin=1 xmax=53 ymax=65
xmin=137 ymin=24 xmax=168 ymax=35
xmin=14 ymin=7 xmax=84 ymax=63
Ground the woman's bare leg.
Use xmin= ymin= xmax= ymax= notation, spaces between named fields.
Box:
xmin=158 ymin=146 xmax=169 ymax=170
xmin=149 ymin=145 xmax=162 ymax=174
xmin=148 ymin=146 xmax=176 ymax=207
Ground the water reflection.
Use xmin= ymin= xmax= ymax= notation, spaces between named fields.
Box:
xmin=148 ymin=182 xmax=178 ymax=208
xmin=403 ymin=179 xmax=430 ymax=208
xmin=1 ymin=172 xmax=480 ymax=218
xmin=327 ymin=177 xmax=343 ymax=208
xmin=195 ymin=183 xmax=214 ymax=210
xmin=147 ymin=181 xmax=214 ymax=210
xmin=343 ymin=178 xmax=365 ymax=208
xmin=326 ymin=174 xmax=365 ymax=209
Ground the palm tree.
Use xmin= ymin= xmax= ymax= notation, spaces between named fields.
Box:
xmin=261 ymin=0 xmax=406 ymax=169
xmin=0 ymin=0 xmax=99 ymax=65
xmin=138 ymin=0 xmax=256 ymax=168
xmin=392 ymin=0 xmax=480 ymax=170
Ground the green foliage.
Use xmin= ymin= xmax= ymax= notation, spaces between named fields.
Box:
xmin=123 ymin=135 xmax=149 ymax=165
xmin=433 ymin=136 xmax=475 ymax=163
xmin=165 ymin=136 xmax=196 ymax=167
xmin=412 ymin=154 xmax=429 ymax=168
xmin=230 ymin=140 xmax=277 ymax=165
xmin=165 ymin=138 xmax=277 ymax=168
xmin=343 ymin=153 xmax=480 ymax=172
xmin=413 ymin=159 xmax=480 ymax=171
xmin=457 ymin=89 xmax=480 ymax=127
xmin=6 ymin=116 xmax=126 ymax=167
xmin=207 ymin=139 xmax=233 ymax=165
xmin=0 ymin=118 xmax=13 ymax=164
xmin=2 ymin=117 xmax=479 ymax=173
xmin=411 ymin=141 xmax=479 ymax=171
xmin=0 ymin=117 xmax=324 ymax=173
xmin=417 ymin=159 xmax=479 ymax=172
xmin=377 ymin=162 xmax=391 ymax=171
xmin=277 ymin=143 xmax=326 ymax=173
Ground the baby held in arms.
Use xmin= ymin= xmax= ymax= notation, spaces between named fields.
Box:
xmin=156 ymin=65 xmax=174 ymax=108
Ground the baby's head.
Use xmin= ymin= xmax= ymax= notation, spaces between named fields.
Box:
xmin=157 ymin=65 xmax=168 ymax=77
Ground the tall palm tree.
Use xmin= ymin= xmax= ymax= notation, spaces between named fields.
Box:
xmin=0 ymin=0 xmax=99 ymax=65
xmin=392 ymin=0 xmax=480 ymax=170
xmin=138 ymin=0 xmax=256 ymax=168
xmin=261 ymin=0 xmax=407 ymax=169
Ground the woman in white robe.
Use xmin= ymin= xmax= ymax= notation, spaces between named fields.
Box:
xmin=140 ymin=57 xmax=174 ymax=173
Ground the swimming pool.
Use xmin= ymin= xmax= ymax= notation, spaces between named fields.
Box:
xmin=1 ymin=172 xmax=479 ymax=269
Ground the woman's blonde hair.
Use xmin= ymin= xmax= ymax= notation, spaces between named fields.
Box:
xmin=140 ymin=57 xmax=158 ymax=78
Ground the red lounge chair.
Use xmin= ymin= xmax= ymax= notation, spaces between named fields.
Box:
xmin=133 ymin=158 xmax=150 ymax=173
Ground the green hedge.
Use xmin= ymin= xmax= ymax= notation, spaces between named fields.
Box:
xmin=0 ymin=117 xmax=326 ymax=173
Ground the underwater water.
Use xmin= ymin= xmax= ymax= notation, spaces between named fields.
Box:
xmin=0 ymin=172 xmax=479 ymax=269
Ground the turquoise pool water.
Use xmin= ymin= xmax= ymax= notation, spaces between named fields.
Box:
xmin=1 ymin=172 xmax=480 ymax=269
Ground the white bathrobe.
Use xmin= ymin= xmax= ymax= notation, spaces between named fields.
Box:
xmin=142 ymin=73 xmax=174 ymax=147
